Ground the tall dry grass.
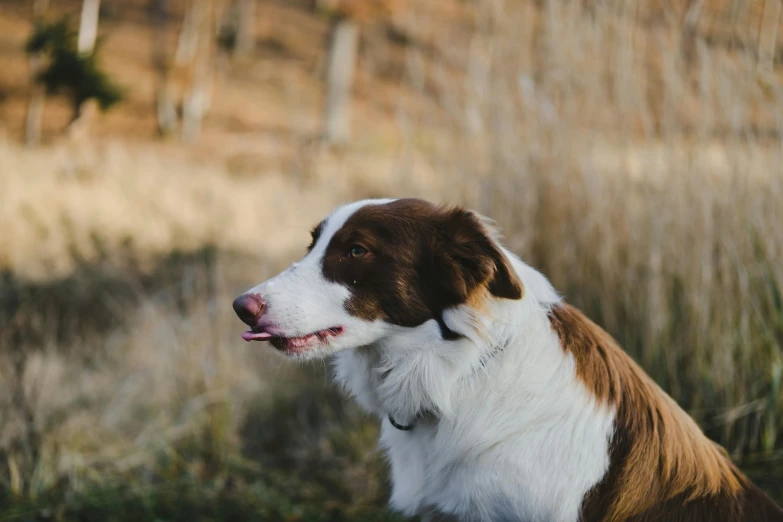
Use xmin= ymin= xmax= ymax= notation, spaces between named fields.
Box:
xmin=422 ymin=0 xmax=783 ymax=475
xmin=1 ymin=0 xmax=783 ymax=517
xmin=0 ymin=137 xmax=437 ymax=520
xmin=0 ymin=248 xmax=399 ymax=520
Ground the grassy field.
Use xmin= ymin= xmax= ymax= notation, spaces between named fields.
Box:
xmin=1 ymin=0 xmax=783 ymax=519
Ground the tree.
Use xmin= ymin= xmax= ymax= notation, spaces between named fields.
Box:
xmin=682 ymin=0 xmax=704 ymax=63
xmin=217 ymin=0 xmax=257 ymax=57
xmin=323 ymin=16 xmax=359 ymax=144
xmin=24 ymin=0 xmax=50 ymax=147
xmin=176 ymin=0 xmax=203 ymax=65
xmin=318 ymin=0 xmax=404 ymax=144
xmin=236 ymin=0 xmax=257 ymax=55
xmin=77 ymin=0 xmax=101 ymax=54
xmin=150 ymin=0 xmax=178 ymax=136
xmin=25 ymin=17 xmax=123 ymax=130
xmin=757 ymin=0 xmax=782 ymax=75
xmin=152 ymin=0 xmax=222 ymax=143
xmin=181 ymin=0 xmax=215 ymax=143
xmin=25 ymin=0 xmax=121 ymax=142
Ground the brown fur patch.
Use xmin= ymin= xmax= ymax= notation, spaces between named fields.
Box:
xmin=319 ymin=198 xmax=523 ymax=331
xmin=548 ymin=304 xmax=783 ymax=522
xmin=466 ymin=286 xmax=492 ymax=316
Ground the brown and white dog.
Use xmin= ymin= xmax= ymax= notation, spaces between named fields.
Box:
xmin=232 ymin=198 xmax=783 ymax=522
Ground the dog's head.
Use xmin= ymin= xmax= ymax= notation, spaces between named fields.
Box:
xmin=232 ymin=198 xmax=523 ymax=359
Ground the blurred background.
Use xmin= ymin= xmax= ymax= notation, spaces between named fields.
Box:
xmin=0 ymin=0 xmax=782 ymax=519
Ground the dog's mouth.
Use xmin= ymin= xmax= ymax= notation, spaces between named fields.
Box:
xmin=241 ymin=326 xmax=344 ymax=353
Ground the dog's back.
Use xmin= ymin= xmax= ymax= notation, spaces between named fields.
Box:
xmin=549 ymin=305 xmax=783 ymax=522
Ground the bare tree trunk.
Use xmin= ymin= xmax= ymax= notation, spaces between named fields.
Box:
xmin=757 ymin=0 xmax=782 ymax=75
xmin=77 ymin=0 xmax=101 ymax=54
xmin=67 ymin=99 xmax=99 ymax=144
xmin=69 ymin=0 xmax=102 ymax=135
xmin=235 ymin=0 xmax=256 ymax=55
xmin=682 ymin=0 xmax=704 ymax=62
xmin=324 ymin=17 xmax=359 ymax=144
xmin=176 ymin=0 xmax=205 ymax=66
xmin=182 ymin=0 xmax=214 ymax=143
xmin=25 ymin=55 xmax=46 ymax=148
xmin=24 ymin=0 xmax=50 ymax=148
xmin=151 ymin=0 xmax=178 ymax=136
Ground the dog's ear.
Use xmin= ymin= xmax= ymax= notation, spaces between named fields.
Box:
xmin=427 ymin=208 xmax=523 ymax=307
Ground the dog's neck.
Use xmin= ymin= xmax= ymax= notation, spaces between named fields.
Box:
xmin=332 ymin=254 xmax=562 ymax=427
xmin=375 ymin=306 xmax=505 ymax=426
xmin=332 ymin=315 xmax=494 ymax=426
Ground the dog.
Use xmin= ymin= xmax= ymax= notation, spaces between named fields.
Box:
xmin=232 ymin=198 xmax=783 ymax=522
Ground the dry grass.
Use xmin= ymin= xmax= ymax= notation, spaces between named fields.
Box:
xmin=0 ymin=137 xmax=447 ymax=281
xmin=1 ymin=0 xmax=783 ymax=518
xmin=429 ymin=0 xmax=783 ymax=485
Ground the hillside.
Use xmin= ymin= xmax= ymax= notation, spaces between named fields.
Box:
xmin=1 ymin=0 xmax=780 ymax=150
xmin=1 ymin=0 xmax=781 ymax=279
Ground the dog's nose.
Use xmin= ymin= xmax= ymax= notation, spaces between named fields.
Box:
xmin=232 ymin=293 xmax=266 ymax=326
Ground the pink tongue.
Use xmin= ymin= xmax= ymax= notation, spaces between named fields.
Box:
xmin=242 ymin=331 xmax=273 ymax=342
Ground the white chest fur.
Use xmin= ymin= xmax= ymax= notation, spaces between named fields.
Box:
xmin=332 ymin=297 xmax=615 ymax=522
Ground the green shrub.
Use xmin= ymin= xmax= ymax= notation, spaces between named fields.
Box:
xmin=26 ymin=17 xmax=123 ymax=118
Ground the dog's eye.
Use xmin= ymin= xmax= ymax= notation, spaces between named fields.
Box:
xmin=348 ymin=245 xmax=368 ymax=258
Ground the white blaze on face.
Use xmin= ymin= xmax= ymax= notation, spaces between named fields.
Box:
xmin=241 ymin=199 xmax=395 ymax=358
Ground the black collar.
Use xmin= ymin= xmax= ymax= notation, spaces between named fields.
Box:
xmin=388 ymin=414 xmax=415 ymax=431
xmin=436 ymin=315 xmax=462 ymax=341
xmin=387 ymin=315 xmax=458 ymax=431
